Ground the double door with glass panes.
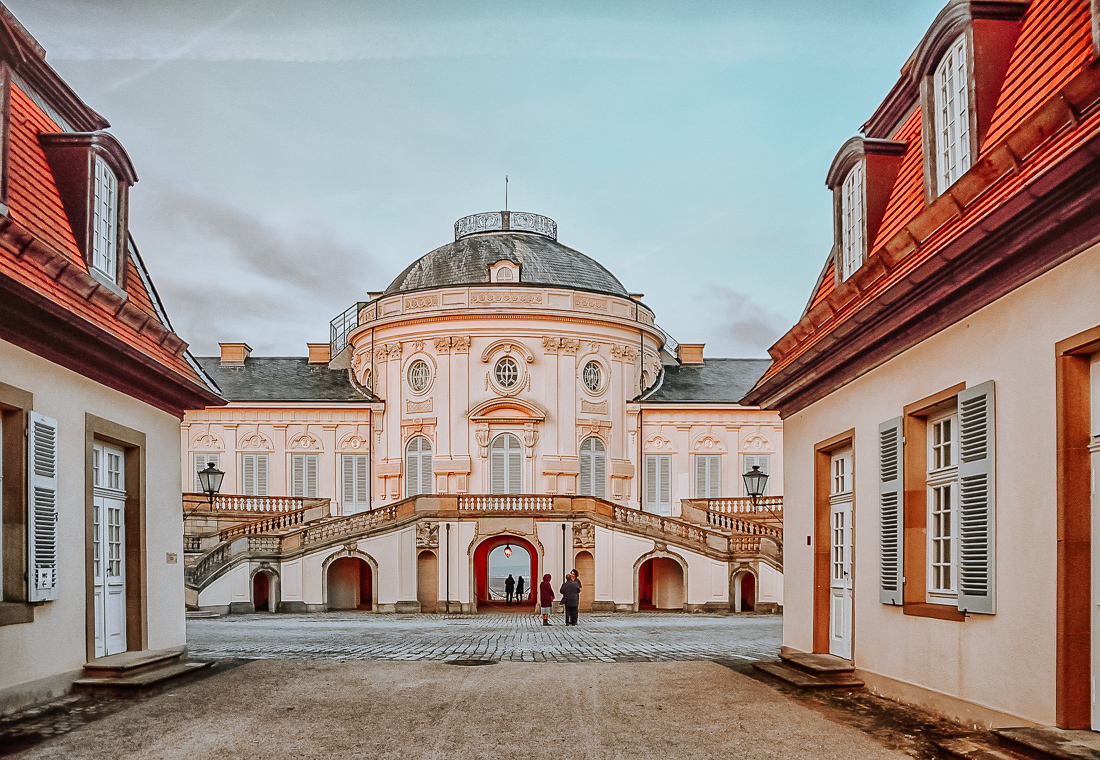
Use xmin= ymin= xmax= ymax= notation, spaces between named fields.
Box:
xmin=829 ymin=448 xmax=853 ymax=660
xmin=93 ymin=443 xmax=126 ymax=657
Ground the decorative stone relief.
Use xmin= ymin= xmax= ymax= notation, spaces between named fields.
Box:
xmin=742 ymin=434 xmax=771 ymax=451
xmin=475 ymin=423 xmax=490 ymax=458
xmin=407 ymin=399 xmax=433 ymax=414
xmin=575 ymin=295 xmax=608 ymax=311
xmin=452 ymin=336 xmax=471 ymax=353
xmin=573 ymin=521 xmax=595 ymax=549
xmin=693 ymin=435 xmax=723 ymax=452
xmin=645 ymin=435 xmax=673 ymax=451
xmin=523 ymin=423 xmax=539 ymax=454
xmin=542 ymin=336 xmax=559 ymax=353
xmin=472 ymin=291 xmax=543 ymax=305
xmin=238 ymin=432 xmax=272 ymax=450
xmin=580 ymin=399 xmax=608 ymax=415
xmin=416 ymin=521 xmax=439 ymax=549
xmin=191 ymin=432 xmax=223 ymax=450
xmin=412 ymin=340 xmax=425 ymax=353
xmin=289 ymin=432 xmax=322 ymax=450
xmin=404 ymin=295 xmax=438 ymax=310
xmin=587 ymin=341 xmax=601 ymax=354
xmin=434 ymin=337 xmax=451 ymax=353
xmin=339 ymin=434 xmax=369 ymax=452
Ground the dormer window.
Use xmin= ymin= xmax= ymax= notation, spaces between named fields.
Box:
xmin=934 ymin=35 xmax=971 ymax=191
xmin=840 ymin=161 xmax=864 ymax=281
xmin=91 ymin=156 xmax=118 ymax=280
xmin=489 ymin=260 xmax=520 ymax=284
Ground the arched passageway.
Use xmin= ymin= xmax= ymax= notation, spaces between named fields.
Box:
xmin=253 ymin=571 xmax=272 ymax=612
xmin=638 ymin=557 xmax=685 ymax=610
xmin=473 ymin=535 xmax=537 ymax=610
xmin=575 ymin=550 xmax=595 ymax=611
xmin=327 ymin=557 xmax=373 ymax=610
xmin=740 ymin=571 xmax=756 ymax=612
xmin=418 ymin=550 xmax=439 ymax=613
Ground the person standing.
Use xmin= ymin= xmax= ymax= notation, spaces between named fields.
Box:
xmin=516 ymin=574 xmax=526 ymax=602
xmin=560 ymin=570 xmax=582 ymax=626
xmin=539 ymin=573 xmax=554 ymax=626
xmin=505 ymin=573 xmax=515 ymax=605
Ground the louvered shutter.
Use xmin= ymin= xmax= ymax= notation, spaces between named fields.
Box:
xmin=343 ymin=454 xmax=356 ymax=506
xmin=491 ymin=438 xmax=507 ymax=494
xmin=355 ymin=456 xmax=368 ymax=506
xmin=242 ymin=454 xmax=255 ymax=496
xmin=406 ymin=439 xmax=421 ymax=497
xmin=292 ymin=454 xmax=305 ymax=497
xmin=27 ymin=412 xmax=59 ymax=602
xmin=193 ymin=453 xmax=219 ymax=491
xmin=659 ymin=456 xmax=671 ymax=513
xmin=507 ymin=437 xmax=522 ymax=494
xmin=420 ymin=441 xmax=433 ymax=496
xmin=255 ymin=455 xmax=268 ymax=496
xmin=305 ymin=455 xmax=318 ymax=498
xmin=695 ymin=456 xmax=707 ymax=498
xmin=957 ymin=381 xmax=995 ymax=614
xmin=878 ymin=417 xmax=904 ymax=605
xmin=592 ymin=439 xmax=606 ymax=499
xmin=645 ymin=456 xmax=658 ymax=510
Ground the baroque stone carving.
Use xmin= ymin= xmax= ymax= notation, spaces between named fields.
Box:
xmin=412 ymin=340 xmax=425 ymax=353
xmin=416 ymin=521 xmax=439 ymax=549
xmin=434 ymin=335 xmax=472 ymax=354
xmin=580 ymin=399 xmax=608 ymax=415
xmin=472 ymin=291 xmax=543 ymax=305
xmin=743 ymin=435 xmax=770 ymax=451
xmin=694 ymin=435 xmax=721 ymax=451
xmin=289 ymin=432 xmax=322 ymax=450
xmin=238 ymin=432 xmax=272 ymax=450
xmin=575 ymin=295 xmax=608 ymax=311
xmin=407 ymin=399 xmax=433 ymax=414
xmin=192 ymin=432 xmax=222 ymax=450
xmin=646 ymin=435 xmax=672 ymax=451
xmin=573 ymin=521 xmax=595 ymax=549
xmin=475 ymin=423 xmax=490 ymax=458
xmin=340 ymin=434 xmax=368 ymax=451
xmin=523 ymin=422 xmax=539 ymax=453
xmin=404 ymin=295 xmax=438 ymax=310
xmin=611 ymin=345 xmax=638 ymax=361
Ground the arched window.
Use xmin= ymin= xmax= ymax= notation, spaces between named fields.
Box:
xmin=405 ymin=436 xmax=433 ymax=497
xmin=579 ymin=436 xmax=606 ymax=499
xmin=490 ymin=433 xmax=523 ymax=494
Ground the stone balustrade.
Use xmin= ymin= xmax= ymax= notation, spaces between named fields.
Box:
xmin=458 ymin=495 xmax=555 ymax=512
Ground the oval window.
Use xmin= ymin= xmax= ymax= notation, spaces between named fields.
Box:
xmin=408 ymin=359 xmax=431 ymax=392
xmin=495 ymin=357 xmax=519 ymax=388
xmin=582 ymin=361 xmax=602 ymax=392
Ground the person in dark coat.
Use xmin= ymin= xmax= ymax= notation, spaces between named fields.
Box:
xmin=560 ymin=570 xmax=582 ymax=626
xmin=505 ymin=573 xmax=515 ymax=605
xmin=539 ymin=573 xmax=554 ymax=626
xmin=516 ymin=575 xmax=526 ymax=601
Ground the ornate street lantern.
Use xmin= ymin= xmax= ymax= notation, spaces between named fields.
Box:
xmin=503 ymin=544 xmax=512 ymax=558
xmin=197 ymin=462 xmax=225 ymax=506
xmin=742 ymin=465 xmax=769 ymax=508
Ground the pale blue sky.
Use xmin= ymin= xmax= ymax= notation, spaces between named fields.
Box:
xmin=7 ymin=1 xmax=944 ymax=357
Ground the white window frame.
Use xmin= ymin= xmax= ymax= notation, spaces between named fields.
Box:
xmin=743 ymin=454 xmax=771 ymax=496
xmin=405 ymin=436 xmax=433 ymax=498
xmin=927 ymin=410 xmax=959 ymax=603
xmin=644 ymin=454 xmax=672 ymax=515
xmin=342 ymin=454 xmax=370 ymax=514
xmin=241 ymin=453 xmax=269 ymax=497
xmin=91 ymin=156 xmax=119 ymax=281
xmin=579 ymin=436 xmax=606 ymax=499
xmin=934 ymin=34 xmax=972 ymax=192
xmin=290 ymin=453 xmax=319 ymax=498
xmin=695 ymin=454 xmax=721 ymax=499
xmin=840 ymin=161 xmax=864 ymax=281
xmin=192 ymin=453 xmax=220 ymax=492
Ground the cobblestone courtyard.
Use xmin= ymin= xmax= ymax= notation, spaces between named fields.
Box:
xmin=186 ymin=611 xmax=782 ymax=662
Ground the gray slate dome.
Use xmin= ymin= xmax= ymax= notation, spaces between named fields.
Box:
xmin=384 ymin=211 xmax=629 ymax=298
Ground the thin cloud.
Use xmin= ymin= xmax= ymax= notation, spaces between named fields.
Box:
xmin=705 ymin=286 xmax=789 ymax=358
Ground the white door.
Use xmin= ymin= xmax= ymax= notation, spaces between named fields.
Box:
xmin=93 ymin=444 xmax=126 ymax=658
xmin=1089 ymin=354 xmax=1100 ymax=729
xmin=829 ymin=448 xmax=853 ymax=660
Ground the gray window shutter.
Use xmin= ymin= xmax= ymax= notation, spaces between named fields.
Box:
xmin=491 ymin=437 xmax=507 ymax=495
xmin=695 ymin=456 xmax=707 ymax=498
xmin=580 ymin=439 xmax=593 ymax=496
xmin=256 ymin=455 xmax=268 ymax=496
xmin=292 ymin=454 xmax=305 ymax=497
xmin=659 ymin=456 xmax=671 ymax=511
xmin=27 ymin=412 xmax=59 ymax=602
xmin=420 ymin=440 xmax=433 ymax=496
xmin=305 ymin=455 xmax=318 ymax=498
xmin=507 ymin=436 xmax=522 ymax=494
xmin=406 ymin=438 xmax=421 ymax=497
xmin=242 ymin=454 xmax=255 ymax=496
xmin=593 ymin=439 xmax=606 ymax=499
xmin=343 ymin=454 xmax=355 ymax=505
xmin=708 ymin=456 xmax=721 ymax=498
xmin=879 ymin=417 xmax=904 ymax=605
xmin=356 ymin=456 xmax=368 ymax=505
xmin=958 ymin=381 xmax=995 ymax=614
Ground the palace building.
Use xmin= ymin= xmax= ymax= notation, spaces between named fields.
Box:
xmin=182 ymin=211 xmax=785 ymax=616
xmin=746 ymin=0 xmax=1100 ymax=732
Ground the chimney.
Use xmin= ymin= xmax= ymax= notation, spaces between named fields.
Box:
xmin=367 ymin=291 xmax=384 ymax=300
xmin=307 ymin=343 xmax=331 ymax=365
xmin=219 ymin=342 xmax=252 ymax=365
xmin=677 ymin=343 xmax=705 ymax=365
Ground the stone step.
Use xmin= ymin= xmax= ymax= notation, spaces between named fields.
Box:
xmin=779 ymin=650 xmax=856 ymax=675
xmin=185 ymin=610 xmax=221 ymax=619
xmin=994 ymin=727 xmax=1100 ymax=760
xmin=935 ymin=737 xmax=1033 ymax=760
xmin=81 ymin=648 xmax=183 ymax=679
xmin=73 ymin=660 xmax=212 ymax=693
xmin=752 ymin=660 xmax=864 ymax=689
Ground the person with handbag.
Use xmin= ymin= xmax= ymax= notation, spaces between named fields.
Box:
xmin=539 ymin=573 xmax=554 ymax=626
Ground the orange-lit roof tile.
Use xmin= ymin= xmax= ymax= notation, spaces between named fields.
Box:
xmin=871 ymin=108 xmax=924 ymax=250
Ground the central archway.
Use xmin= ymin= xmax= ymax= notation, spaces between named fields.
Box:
xmin=637 ymin=556 xmax=685 ymax=611
xmin=473 ymin=535 xmax=538 ymax=611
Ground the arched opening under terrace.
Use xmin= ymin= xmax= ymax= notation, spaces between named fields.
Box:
xmin=473 ymin=534 xmax=538 ymax=612
xmin=327 ymin=556 xmax=373 ymax=611
xmin=637 ymin=556 xmax=685 ymax=611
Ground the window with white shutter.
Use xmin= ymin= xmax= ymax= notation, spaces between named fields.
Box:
xmin=405 ymin=437 xmax=433 ymax=497
xmin=490 ymin=434 xmax=522 ymax=495
xmin=193 ymin=453 xmax=219 ymax=492
xmin=291 ymin=454 xmax=318 ymax=498
xmin=695 ymin=455 xmax=721 ymax=498
xmin=926 ymin=411 xmax=959 ymax=603
xmin=342 ymin=454 xmax=369 ymax=513
xmin=957 ymin=381 xmax=995 ymax=614
xmin=27 ymin=411 xmax=59 ymax=602
xmin=579 ymin=437 xmax=606 ymax=499
xmin=742 ymin=454 xmax=770 ymax=496
xmin=241 ymin=454 xmax=268 ymax=496
xmin=644 ymin=454 xmax=672 ymax=515
xmin=934 ymin=34 xmax=972 ymax=192
xmin=879 ymin=417 xmax=904 ymax=605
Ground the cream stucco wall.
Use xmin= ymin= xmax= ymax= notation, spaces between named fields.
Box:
xmin=0 ymin=340 xmax=186 ymax=711
xmin=781 ymin=241 xmax=1100 ymax=727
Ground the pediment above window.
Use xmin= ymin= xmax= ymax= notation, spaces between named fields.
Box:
xmin=467 ymin=397 xmax=546 ymax=423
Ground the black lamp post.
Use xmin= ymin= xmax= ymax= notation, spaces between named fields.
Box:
xmin=196 ymin=462 xmax=225 ymax=506
xmin=742 ymin=465 xmax=769 ymax=508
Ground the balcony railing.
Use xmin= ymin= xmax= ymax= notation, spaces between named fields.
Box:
xmin=705 ymin=496 xmax=783 ymax=517
xmin=458 ymin=495 xmax=555 ymax=512
xmin=184 ymin=493 xmax=326 ymax=515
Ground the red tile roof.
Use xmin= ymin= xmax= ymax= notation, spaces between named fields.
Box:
xmin=1 ymin=83 xmax=212 ymax=398
xmin=755 ymin=0 xmax=1099 ymax=392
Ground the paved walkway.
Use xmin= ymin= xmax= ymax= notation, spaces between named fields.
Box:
xmin=186 ymin=611 xmax=782 ymax=662
xmin=12 ymin=660 xmax=908 ymax=760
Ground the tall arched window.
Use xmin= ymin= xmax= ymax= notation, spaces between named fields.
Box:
xmin=579 ymin=436 xmax=606 ymax=499
xmin=405 ymin=436 xmax=433 ymax=497
xmin=490 ymin=433 xmax=523 ymax=494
